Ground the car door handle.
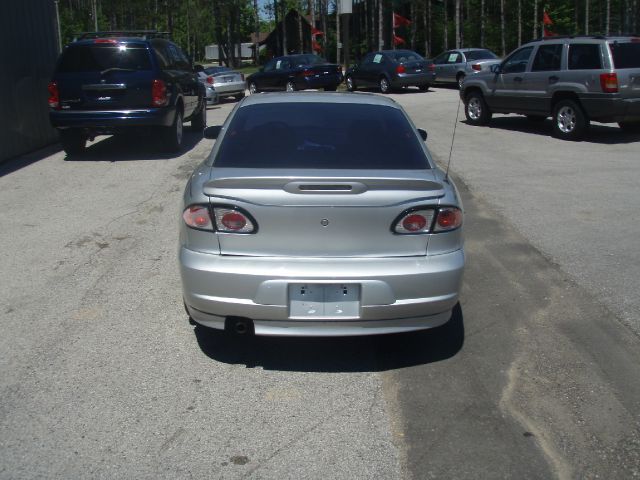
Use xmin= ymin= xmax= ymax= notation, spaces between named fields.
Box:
xmin=548 ymin=75 xmax=559 ymax=83
xmin=514 ymin=76 xmax=523 ymax=82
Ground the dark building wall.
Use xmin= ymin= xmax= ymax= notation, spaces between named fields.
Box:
xmin=1 ymin=0 xmax=59 ymax=162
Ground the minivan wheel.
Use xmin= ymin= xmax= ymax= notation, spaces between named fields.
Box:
xmin=618 ymin=121 xmax=640 ymax=133
xmin=465 ymin=91 xmax=492 ymax=126
xmin=285 ymin=80 xmax=296 ymax=92
xmin=164 ymin=109 xmax=184 ymax=152
xmin=553 ymin=99 xmax=588 ymax=141
xmin=59 ymin=129 xmax=87 ymax=156
xmin=346 ymin=76 xmax=356 ymax=92
xmin=379 ymin=76 xmax=390 ymax=94
xmin=191 ymin=103 xmax=206 ymax=131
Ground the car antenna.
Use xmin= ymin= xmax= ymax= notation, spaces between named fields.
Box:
xmin=444 ymin=96 xmax=463 ymax=184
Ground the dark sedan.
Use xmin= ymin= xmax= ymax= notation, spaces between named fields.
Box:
xmin=247 ymin=54 xmax=343 ymax=93
xmin=345 ymin=50 xmax=435 ymax=93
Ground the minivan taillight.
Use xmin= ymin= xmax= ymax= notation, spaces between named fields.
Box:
xmin=48 ymin=81 xmax=60 ymax=109
xmin=151 ymin=79 xmax=168 ymax=107
xmin=396 ymin=64 xmax=406 ymax=74
xmin=600 ymin=73 xmax=618 ymax=93
xmin=213 ymin=207 xmax=256 ymax=233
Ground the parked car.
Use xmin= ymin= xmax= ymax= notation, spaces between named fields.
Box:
xmin=48 ymin=31 xmax=207 ymax=155
xmin=431 ymin=48 xmax=501 ymax=88
xmin=345 ymin=50 xmax=435 ymax=93
xmin=180 ymin=92 xmax=465 ymax=337
xmin=247 ymin=54 xmax=342 ymax=93
xmin=198 ymin=66 xmax=246 ymax=102
xmin=195 ymin=65 xmax=219 ymax=105
xmin=460 ymin=35 xmax=640 ymax=140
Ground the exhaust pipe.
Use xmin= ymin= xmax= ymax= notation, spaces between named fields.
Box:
xmin=225 ymin=317 xmax=254 ymax=336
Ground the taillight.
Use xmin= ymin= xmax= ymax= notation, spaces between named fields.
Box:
xmin=206 ymin=76 xmax=214 ymax=84
xmin=472 ymin=64 xmax=482 ymax=71
xmin=600 ymin=73 xmax=618 ymax=93
xmin=94 ymin=38 xmax=117 ymax=44
xmin=151 ymin=79 xmax=168 ymax=107
xmin=183 ymin=205 xmax=213 ymax=230
xmin=393 ymin=209 xmax=435 ymax=234
xmin=396 ymin=64 xmax=406 ymax=74
xmin=303 ymin=69 xmax=314 ymax=77
xmin=47 ymin=81 xmax=60 ymax=109
xmin=429 ymin=64 xmax=435 ymax=72
xmin=434 ymin=207 xmax=463 ymax=232
xmin=213 ymin=207 xmax=256 ymax=233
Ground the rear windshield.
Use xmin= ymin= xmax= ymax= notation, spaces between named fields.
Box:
xmin=465 ymin=50 xmax=498 ymax=61
xmin=290 ymin=54 xmax=327 ymax=66
xmin=205 ymin=66 xmax=231 ymax=75
xmin=610 ymin=42 xmax=640 ymax=68
xmin=213 ymin=103 xmax=429 ymax=169
xmin=57 ymin=45 xmax=151 ymax=73
xmin=387 ymin=51 xmax=424 ymax=62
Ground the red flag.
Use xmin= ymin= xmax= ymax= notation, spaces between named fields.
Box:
xmin=312 ymin=40 xmax=323 ymax=52
xmin=312 ymin=27 xmax=324 ymax=37
xmin=543 ymin=10 xmax=553 ymax=26
xmin=393 ymin=13 xmax=411 ymax=28
xmin=393 ymin=34 xmax=406 ymax=46
xmin=543 ymin=28 xmax=558 ymax=37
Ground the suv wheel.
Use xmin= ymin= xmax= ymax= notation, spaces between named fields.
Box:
xmin=618 ymin=121 xmax=640 ymax=133
xmin=553 ymin=99 xmax=588 ymax=141
xmin=164 ymin=109 xmax=184 ymax=152
xmin=285 ymin=81 xmax=296 ymax=92
xmin=419 ymin=83 xmax=430 ymax=91
xmin=465 ymin=91 xmax=492 ymax=126
xmin=379 ymin=77 xmax=390 ymax=94
xmin=59 ymin=129 xmax=87 ymax=156
xmin=346 ymin=75 xmax=356 ymax=92
xmin=191 ymin=103 xmax=206 ymax=131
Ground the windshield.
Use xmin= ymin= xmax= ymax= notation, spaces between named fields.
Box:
xmin=387 ymin=51 xmax=424 ymax=62
xmin=610 ymin=41 xmax=640 ymax=68
xmin=465 ymin=50 xmax=498 ymax=61
xmin=213 ymin=103 xmax=429 ymax=170
xmin=57 ymin=44 xmax=151 ymax=73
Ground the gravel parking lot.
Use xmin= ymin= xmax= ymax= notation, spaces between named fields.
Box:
xmin=1 ymin=91 xmax=639 ymax=479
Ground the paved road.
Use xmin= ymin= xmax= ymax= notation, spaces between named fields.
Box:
xmin=1 ymin=91 xmax=639 ymax=479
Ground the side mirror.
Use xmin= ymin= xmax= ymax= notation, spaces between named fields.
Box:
xmin=490 ymin=64 xmax=502 ymax=74
xmin=417 ymin=128 xmax=428 ymax=141
xmin=204 ymin=125 xmax=222 ymax=139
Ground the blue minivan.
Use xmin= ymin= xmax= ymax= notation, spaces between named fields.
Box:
xmin=48 ymin=32 xmax=206 ymax=155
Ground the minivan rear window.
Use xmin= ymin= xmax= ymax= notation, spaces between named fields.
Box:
xmin=610 ymin=42 xmax=640 ymax=68
xmin=57 ymin=45 xmax=152 ymax=73
xmin=214 ymin=103 xmax=429 ymax=169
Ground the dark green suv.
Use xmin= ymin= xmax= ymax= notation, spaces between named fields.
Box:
xmin=48 ymin=31 xmax=207 ymax=155
xmin=460 ymin=36 xmax=640 ymax=140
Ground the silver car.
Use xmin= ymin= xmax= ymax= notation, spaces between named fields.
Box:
xmin=199 ymin=66 xmax=246 ymax=101
xmin=179 ymin=92 xmax=465 ymax=337
xmin=432 ymin=48 xmax=501 ymax=88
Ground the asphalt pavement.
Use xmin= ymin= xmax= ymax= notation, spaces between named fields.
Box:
xmin=1 ymin=89 xmax=639 ymax=479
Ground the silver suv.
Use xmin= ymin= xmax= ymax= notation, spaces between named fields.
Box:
xmin=460 ymin=36 xmax=640 ymax=140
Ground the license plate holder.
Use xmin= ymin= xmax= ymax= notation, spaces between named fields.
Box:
xmin=289 ymin=283 xmax=360 ymax=319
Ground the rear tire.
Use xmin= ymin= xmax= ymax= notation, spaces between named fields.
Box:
xmin=345 ymin=75 xmax=356 ymax=92
xmin=464 ymin=91 xmax=492 ymax=126
xmin=163 ymin=109 xmax=184 ymax=153
xmin=618 ymin=121 xmax=640 ymax=133
xmin=419 ymin=83 xmax=430 ymax=91
xmin=552 ymin=99 xmax=588 ymax=141
xmin=59 ymin=129 xmax=87 ymax=156
xmin=235 ymin=91 xmax=246 ymax=100
xmin=249 ymin=82 xmax=258 ymax=94
xmin=191 ymin=102 xmax=206 ymax=131
xmin=457 ymin=74 xmax=465 ymax=89
xmin=285 ymin=80 xmax=296 ymax=92
xmin=379 ymin=76 xmax=390 ymax=94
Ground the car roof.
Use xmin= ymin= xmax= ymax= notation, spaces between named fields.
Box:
xmin=70 ymin=38 xmax=150 ymax=47
xmin=239 ymin=92 xmax=400 ymax=108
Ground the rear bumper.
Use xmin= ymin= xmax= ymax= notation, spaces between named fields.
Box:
xmin=50 ymin=107 xmax=176 ymax=130
xmin=180 ymin=247 xmax=465 ymax=336
xmin=214 ymin=82 xmax=246 ymax=97
xmin=299 ymin=73 xmax=343 ymax=90
xmin=391 ymin=72 xmax=436 ymax=88
xmin=580 ymin=96 xmax=640 ymax=122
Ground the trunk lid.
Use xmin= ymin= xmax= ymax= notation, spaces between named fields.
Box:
xmin=204 ymin=169 xmax=444 ymax=257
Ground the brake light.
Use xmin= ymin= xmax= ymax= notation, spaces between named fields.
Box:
xmin=396 ymin=64 xmax=406 ymax=74
xmin=434 ymin=207 xmax=463 ymax=232
xmin=472 ymin=63 xmax=482 ymax=71
xmin=600 ymin=73 xmax=618 ymax=93
xmin=206 ymin=76 xmax=214 ymax=84
xmin=213 ymin=207 xmax=256 ymax=233
xmin=94 ymin=38 xmax=117 ymax=44
xmin=151 ymin=79 xmax=168 ymax=107
xmin=183 ymin=206 xmax=213 ymax=230
xmin=303 ymin=69 xmax=314 ymax=77
xmin=429 ymin=64 xmax=435 ymax=72
xmin=393 ymin=209 xmax=435 ymax=234
xmin=47 ymin=81 xmax=60 ymax=109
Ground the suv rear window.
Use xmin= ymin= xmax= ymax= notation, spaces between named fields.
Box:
xmin=214 ymin=103 xmax=429 ymax=169
xmin=610 ymin=42 xmax=640 ymax=68
xmin=568 ymin=44 xmax=602 ymax=70
xmin=57 ymin=45 xmax=152 ymax=73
